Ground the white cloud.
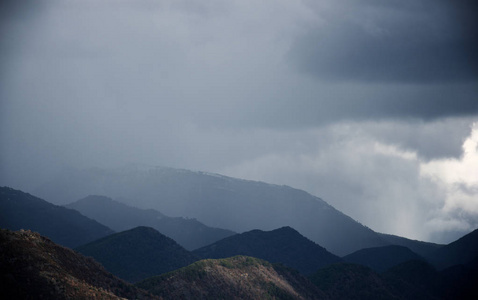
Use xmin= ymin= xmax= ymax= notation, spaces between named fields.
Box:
xmin=420 ymin=123 xmax=478 ymax=236
xmin=221 ymin=120 xmax=478 ymax=243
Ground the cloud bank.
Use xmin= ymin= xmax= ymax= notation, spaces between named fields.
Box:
xmin=1 ymin=0 xmax=477 ymax=243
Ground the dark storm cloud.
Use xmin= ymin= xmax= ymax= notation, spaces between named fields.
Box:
xmin=1 ymin=0 xmax=478 ymax=242
xmin=289 ymin=0 xmax=478 ymax=83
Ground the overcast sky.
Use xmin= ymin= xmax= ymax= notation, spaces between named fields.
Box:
xmin=1 ymin=0 xmax=477 ymax=243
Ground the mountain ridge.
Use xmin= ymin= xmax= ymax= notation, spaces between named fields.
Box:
xmin=35 ymin=165 xmax=388 ymax=255
xmin=193 ymin=226 xmax=341 ymax=274
xmin=76 ymin=226 xmax=199 ymax=283
xmin=0 ymin=186 xmax=114 ymax=248
xmin=66 ymin=195 xmax=236 ymax=250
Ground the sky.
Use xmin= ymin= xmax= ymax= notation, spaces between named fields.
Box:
xmin=1 ymin=0 xmax=477 ymax=243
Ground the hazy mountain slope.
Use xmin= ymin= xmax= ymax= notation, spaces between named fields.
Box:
xmin=309 ymin=263 xmax=398 ymax=300
xmin=35 ymin=166 xmax=388 ymax=255
xmin=136 ymin=255 xmax=325 ymax=300
xmin=426 ymin=228 xmax=478 ymax=270
xmin=76 ymin=226 xmax=199 ymax=282
xmin=0 ymin=186 xmax=114 ymax=248
xmin=66 ymin=195 xmax=235 ymax=250
xmin=0 ymin=229 xmax=156 ymax=299
xmin=378 ymin=232 xmax=443 ymax=257
xmin=343 ymin=245 xmax=425 ymax=272
xmin=193 ymin=226 xmax=341 ymax=274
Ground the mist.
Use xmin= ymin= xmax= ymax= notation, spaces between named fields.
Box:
xmin=1 ymin=0 xmax=477 ymax=243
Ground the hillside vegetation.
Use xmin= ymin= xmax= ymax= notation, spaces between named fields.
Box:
xmin=137 ymin=255 xmax=324 ymax=300
xmin=0 ymin=229 xmax=156 ymax=299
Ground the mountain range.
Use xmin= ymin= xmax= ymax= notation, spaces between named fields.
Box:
xmin=343 ymin=245 xmax=425 ymax=272
xmin=0 ymin=186 xmax=113 ymax=248
xmin=35 ymin=166 xmax=391 ymax=255
xmin=66 ymin=195 xmax=235 ymax=250
xmin=2 ymin=163 xmax=478 ymax=299
xmin=193 ymin=226 xmax=341 ymax=274
xmin=76 ymin=226 xmax=198 ymax=283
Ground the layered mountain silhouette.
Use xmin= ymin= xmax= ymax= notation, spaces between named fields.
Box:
xmin=75 ymin=226 xmax=199 ymax=282
xmin=137 ymin=255 xmax=325 ymax=300
xmin=193 ymin=226 xmax=341 ymax=274
xmin=378 ymin=232 xmax=443 ymax=257
xmin=2 ymin=225 xmax=478 ymax=299
xmin=343 ymin=245 xmax=425 ymax=272
xmin=35 ymin=165 xmax=388 ymax=255
xmin=66 ymin=195 xmax=235 ymax=250
xmin=426 ymin=228 xmax=478 ymax=270
xmin=0 ymin=186 xmax=114 ymax=248
xmin=0 ymin=228 xmax=156 ymax=299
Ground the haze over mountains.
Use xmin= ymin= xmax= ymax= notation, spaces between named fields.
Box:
xmin=67 ymin=195 xmax=235 ymax=250
xmin=2 ymin=181 xmax=478 ymax=299
xmin=36 ymin=165 xmax=389 ymax=255
xmin=0 ymin=187 xmax=113 ymax=248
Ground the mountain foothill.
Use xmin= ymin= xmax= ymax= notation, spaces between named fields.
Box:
xmin=1 ymin=166 xmax=478 ymax=299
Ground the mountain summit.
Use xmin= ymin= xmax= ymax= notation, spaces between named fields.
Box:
xmin=194 ymin=226 xmax=341 ymax=274
xmin=75 ymin=226 xmax=198 ymax=282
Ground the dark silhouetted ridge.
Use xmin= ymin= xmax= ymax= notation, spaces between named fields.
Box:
xmin=66 ymin=195 xmax=235 ymax=250
xmin=343 ymin=245 xmax=425 ymax=272
xmin=378 ymin=232 xmax=443 ymax=257
xmin=36 ymin=166 xmax=389 ymax=255
xmin=426 ymin=228 xmax=478 ymax=270
xmin=0 ymin=186 xmax=114 ymax=248
xmin=76 ymin=226 xmax=199 ymax=282
xmin=193 ymin=226 xmax=341 ymax=274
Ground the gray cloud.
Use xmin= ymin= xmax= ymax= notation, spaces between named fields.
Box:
xmin=1 ymin=0 xmax=478 ymax=242
xmin=289 ymin=0 xmax=478 ymax=83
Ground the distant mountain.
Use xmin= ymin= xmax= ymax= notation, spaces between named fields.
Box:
xmin=343 ymin=245 xmax=425 ymax=272
xmin=35 ymin=165 xmax=388 ymax=255
xmin=426 ymin=228 xmax=478 ymax=270
xmin=66 ymin=195 xmax=235 ymax=250
xmin=0 ymin=186 xmax=114 ymax=248
xmin=378 ymin=232 xmax=443 ymax=257
xmin=76 ymin=226 xmax=199 ymax=282
xmin=136 ymin=255 xmax=325 ymax=300
xmin=309 ymin=263 xmax=397 ymax=300
xmin=0 ymin=228 xmax=156 ymax=299
xmin=193 ymin=226 xmax=341 ymax=275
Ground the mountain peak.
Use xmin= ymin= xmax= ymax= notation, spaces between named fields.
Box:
xmin=193 ymin=226 xmax=341 ymax=274
xmin=76 ymin=226 xmax=198 ymax=282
